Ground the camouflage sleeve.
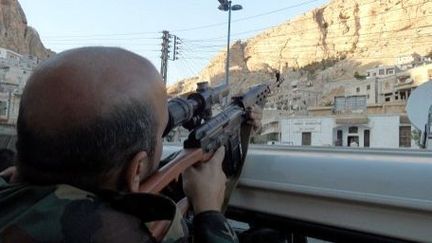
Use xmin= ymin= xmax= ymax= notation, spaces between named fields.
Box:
xmin=192 ymin=211 xmax=239 ymax=243
xmin=91 ymin=207 xmax=157 ymax=243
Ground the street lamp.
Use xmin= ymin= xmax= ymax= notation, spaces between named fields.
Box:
xmin=218 ymin=0 xmax=242 ymax=88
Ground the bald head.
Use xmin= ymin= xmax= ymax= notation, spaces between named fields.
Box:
xmin=16 ymin=47 xmax=168 ymax=188
xmin=22 ymin=47 xmax=166 ymax=132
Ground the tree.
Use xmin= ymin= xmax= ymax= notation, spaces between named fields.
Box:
xmin=411 ymin=129 xmax=422 ymax=148
xmin=354 ymin=71 xmax=366 ymax=80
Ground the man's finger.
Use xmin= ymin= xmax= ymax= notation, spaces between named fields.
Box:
xmin=210 ymin=146 xmax=225 ymax=168
xmin=249 ymin=112 xmax=263 ymax=121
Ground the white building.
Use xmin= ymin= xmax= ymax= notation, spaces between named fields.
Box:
xmin=396 ymin=53 xmax=432 ymax=70
xmin=366 ymin=65 xmax=399 ymax=78
xmin=396 ymin=53 xmax=422 ymax=67
xmin=280 ymin=114 xmax=414 ymax=148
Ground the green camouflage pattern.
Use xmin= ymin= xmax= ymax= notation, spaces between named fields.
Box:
xmin=0 ymin=178 xmax=187 ymax=242
xmin=0 ymin=178 xmax=238 ymax=242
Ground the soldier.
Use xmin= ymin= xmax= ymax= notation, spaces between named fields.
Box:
xmin=0 ymin=47 xmax=250 ymax=242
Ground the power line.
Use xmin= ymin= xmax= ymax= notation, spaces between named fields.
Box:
xmin=181 ymin=57 xmax=213 ymax=60
xmin=44 ymin=36 xmax=161 ymax=42
xmin=176 ymin=59 xmax=197 ymax=78
xmin=181 ymin=0 xmax=380 ymax=41
xmin=43 ymin=31 xmax=160 ymax=39
xmin=183 ymin=58 xmax=202 ymax=75
xmin=184 ymin=0 xmax=428 ymax=43
xmin=181 ymin=44 xmax=224 ymax=52
xmin=40 ymin=0 xmax=323 ymax=40
xmin=230 ymin=0 xmax=321 ymax=23
xmin=182 ymin=42 xmax=226 ymax=49
xmin=171 ymin=0 xmax=323 ymax=32
xmin=46 ymin=42 xmax=161 ymax=47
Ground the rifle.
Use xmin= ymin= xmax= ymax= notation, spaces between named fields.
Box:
xmin=139 ymin=78 xmax=282 ymax=240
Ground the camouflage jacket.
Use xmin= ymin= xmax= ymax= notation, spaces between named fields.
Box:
xmin=0 ymin=178 xmax=238 ymax=243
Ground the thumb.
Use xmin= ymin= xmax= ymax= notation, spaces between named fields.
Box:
xmin=0 ymin=166 xmax=15 ymax=177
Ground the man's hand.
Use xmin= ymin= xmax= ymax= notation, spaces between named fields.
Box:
xmin=182 ymin=146 xmax=226 ymax=214
xmin=246 ymin=104 xmax=263 ymax=134
xmin=0 ymin=166 xmax=18 ymax=183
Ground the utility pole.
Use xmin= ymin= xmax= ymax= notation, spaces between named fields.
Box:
xmin=160 ymin=30 xmax=170 ymax=85
xmin=172 ymin=35 xmax=181 ymax=61
xmin=160 ymin=31 xmax=181 ymax=85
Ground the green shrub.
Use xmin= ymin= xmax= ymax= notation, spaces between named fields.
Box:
xmin=354 ymin=71 xmax=367 ymax=80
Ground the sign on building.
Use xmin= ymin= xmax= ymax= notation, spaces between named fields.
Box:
xmin=292 ymin=119 xmax=321 ymax=133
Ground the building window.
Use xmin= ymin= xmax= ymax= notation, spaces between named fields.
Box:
xmin=302 ymin=132 xmax=311 ymax=146
xmin=336 ymin=130 xmax=343 ymax=146
xmin=366 ymin=85 xmax=370 ymax=90
xmin=0 ymin=101 xmax=7 ymax=117
xmin=364 ymin=130 xmax=370 ymax=147
xmin=385 ymin=97 xmax=391 ymax=102
xmin=334 ymin=96 xmax=367 ymax=112
xmin=399 ymin=126 xmax=411 ymax=147
xmin=379 ymin=69 xmax=385 ymax=75
xmin=348 ymin=126 xmax=358 ymax=133
xmin=356 ymin=87 xmax=360 ymax=93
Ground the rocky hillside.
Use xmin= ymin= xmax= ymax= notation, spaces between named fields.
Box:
xmin=169 ymin=0 xmax=432 ymax=107
xmin=0 ymin=0 xmax=53 ymax=59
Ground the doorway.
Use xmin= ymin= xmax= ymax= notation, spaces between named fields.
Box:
xmin=302 ymin=132 xmax=311 ymax=146
xmin=336 ymin=130 xmax=343 ymax=146
xmin=347 ymin=136 xmax=359 ymax=147
xmin=364 ymin=130 xmax=370 ymax=147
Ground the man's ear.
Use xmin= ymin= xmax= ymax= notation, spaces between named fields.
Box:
xmin=126 ymin=151 xmax=150 ymax=193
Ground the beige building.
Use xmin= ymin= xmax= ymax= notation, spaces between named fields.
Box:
xmin=259 ymin=63 xmax=432 ymax=146
xmin=0 ymin=47 xmax=39 ymax=128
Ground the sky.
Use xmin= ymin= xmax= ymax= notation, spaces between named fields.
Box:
xmin=19 ymin=0 xmax=328 ymax=84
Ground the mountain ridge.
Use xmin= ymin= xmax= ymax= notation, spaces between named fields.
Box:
xmin=169 ymin=0 xmax=432 ymax=104
xmin=0 ymin=0 xmax=53 ymax=59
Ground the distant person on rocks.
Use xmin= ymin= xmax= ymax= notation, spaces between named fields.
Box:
xmin=0 ymin=47 xmax=264 ymax=242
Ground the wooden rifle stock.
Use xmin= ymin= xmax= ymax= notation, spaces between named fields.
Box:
xmin=139 ymin=148 xmax=212 ymax=241
xmin=139 ymin=148 xmax=211 ymax=192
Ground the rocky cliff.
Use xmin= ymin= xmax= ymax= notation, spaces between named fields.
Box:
xmin=170 ymin=0 xmax=432 ymax=107
xmin=0 ymin=0 xmax=53 ymax=59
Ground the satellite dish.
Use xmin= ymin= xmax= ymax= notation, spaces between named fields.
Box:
xmin=406 ymin=80 xmax=432 ymax=131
